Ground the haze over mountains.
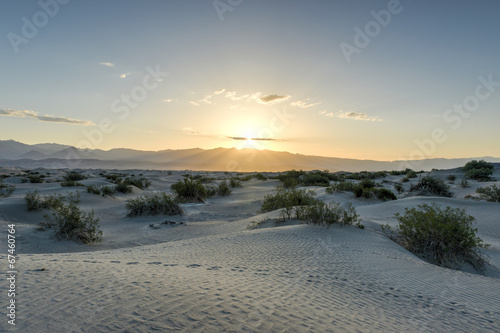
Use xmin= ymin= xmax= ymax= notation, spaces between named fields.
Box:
xmin=1 ymin=140 xmax=499 ymax=172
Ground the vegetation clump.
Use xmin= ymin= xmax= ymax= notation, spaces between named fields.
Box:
xmin=476 ymin=184 xmax=500 ymax=203
xmin=304 ymin=201 xmax=362 ymax=228
xmin=63 ymin=171 xmax=87 ymax=182
xmin=260 ymin=187 xmax=320 ymax=220
xmin=25 ymin=191 xmax=68 ymax=211
xmin=409 ymin=176 xmax=453 ymax=197
xmin=171 ymin=177 xmax=208 ymax=203
xmin=122 ymin=176 xmax=152 ymax=190
xmin=463 ymin=160 xmax=494 ymax=181
xmin=382 ymin=203 xmax=489 ymax=272
xmin=125 ymin=192 xmax=182 ymax=217
xmin=0 ymin=180 xmax=15 ymax=198
xmin=61 ymin=180 xmax=85 ymax=187
xmin=326 ymin=180 xmax=356 ymax=193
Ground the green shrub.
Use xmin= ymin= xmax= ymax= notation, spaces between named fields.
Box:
xmin=459 ymin=179 xmax=470 ymax=188
xmin=326 ymin=180 xmax=356 ymax=193
xmin=401 ymin=177 xmax=410 ymax=183
xmin=25 ymin=174 xmax=44 ymax=183
xmin=282 ymin=177 xmax=299 ymax=189
xmin=115 ymin=182 xmax=133 ymax=194
xmin=406 ymin=170 xmax=418 ymax=179
xmin=463 ymin=160 xmax=494 ymax=181
xmin=260 ymin=187 xmax=319 ymax=219
xmin=171 ymin=178 xmax=208 ymax=203
xmin=301 ymin=173 xmax=330 ymax=186
xmin=217 ymin=180 xmax=232 ymax=196
xmin=304 ymin=201 xmax=362 ymax=227
xmin=87 ymin=185 xmax=101 ymax=195
xmin=41 ymin=202 xmax=102 ymax=244
xmin=254 ymin=173 xmax=267 ymax=181
xmin=25 ymin=190 xmax=42 ymax=211
xmin=376 ymin=188 xmax=397 ymax=201
xmin=229 ymin=178 xmax=242 ymax=188
xmin=394 ymin=183 xmax=404 ymax=194
xmin=104 ymin=173 xmax=124 ymax=183
xmin=447 ymin=175 xmax=457 ymax=181
xmin=123 ymin=177 xmax=152 ymax=190
xmin=100 ymin=185 xmax=117 ymax=197
xmin=409 ymin=176 xmax=453 ymax=197
xmin=64 ymin=171 xmax=87 ymax=182
xmin=25 ymin=191 xmax=67 ymax=211
xmin=125 ymin=192 xmax=183 ymax=217
xmin=383 ymin=203 xmax=489 ymax=271
xmin=476 ymin=185 xmax=500 ymax=202
xmin=61 ymin=180 xmax=85 ymax=187
xmin=0 ymin=181 xmax=15 ymax=198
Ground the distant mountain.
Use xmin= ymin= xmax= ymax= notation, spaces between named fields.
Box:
xmin=1 ymin=140 xmax=499 ymax=172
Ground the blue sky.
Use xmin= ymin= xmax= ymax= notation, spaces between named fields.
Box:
xmin=1 ymin=0 xmax=499 ymax=160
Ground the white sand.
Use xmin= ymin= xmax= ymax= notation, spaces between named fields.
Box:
xmin=1 ymin=168 xmax=499 ymax=332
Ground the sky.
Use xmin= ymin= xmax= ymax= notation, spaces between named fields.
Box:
xmin=1 ymin=0 xmax=499 ymax=161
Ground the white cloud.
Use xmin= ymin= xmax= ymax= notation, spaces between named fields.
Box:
xmin=319 ymin=110 xmax=382 ymax=122
xmin=189 ymin=101 xmax=200 ymax=106
xmin=291 ymin=99 xmax=321 ymax=108
xmin=0 ymin=109 xmax=95 ymax=126
xmin=214 ymin=89 xmax=226 ymax=95
xmin=258 ymin=94 xmax=291 ymax=104
xmin=163 ymin=99 xmax=173 ymax=103
xmin=100 ymin=62 xmax=115 ymax=67
xmin=119 ymin=72 xmax=131 ymax=79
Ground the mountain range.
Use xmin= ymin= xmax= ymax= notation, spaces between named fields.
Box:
xmin=1 ymin=140 xmax=499 ymax=172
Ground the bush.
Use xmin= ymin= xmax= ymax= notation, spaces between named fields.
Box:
xmin=447 ymin=175 xmax=457 ymax=181
xmin=282 ymin=177 xmax=299 ymax=189
xmin=25 ymin=174 xmax=44 ymax=183
xmin=304 ymin=201 xmax=362 ymax=227
xmin=463 ymin=160 xmax=494 ymax=181
xmin=254 ymin=173 xmax=267 ymax=181
xmin=301 ymin=173 xmax=330 ymax=186
xmin=260 ymin=187 xmax=320 ymax=219
xmin=409 ymin=176 xmax=453 ymax=197
xmin=383 ymin=203 xmax=489 ymax=271
xmin=100 ymin=186 xmax=117 ymax=197
xmin=326 ymin=181 xmax=356 ymax=193
xmin=41 ymin=202 xmax=102 ymax=244
xmin=476 ymin=185 xmax=500 ymax=202
xmin=125 ymin=192 xmax=183 ymax=217
xmin=123 ymin=177 xmax=152 ymax=190
xmin=115 ymin=182 xmax=133 ymax=194
xmin=171 ymin=177 xmax=208 ymax=203
xmin=0 ymin=181 xmax=15 ymax=198
xmin=25 ymin=191 xmax=67 ymax=211
xmin=406 ymin=170 xmax=418 ymax=179
xmin=394 ymin=183 xmax=404 ymax=194
xmin=25 ymin=190 xmax=42 ymax=211
xmin=229 ymin=178 xmax=241 ymax=188
xmin=217 ymin=180 xmax=232 ymax=196
xmin=86 ymin=185 xmax=101 ymax=195
xmin=376 ymin=188 xmax=397 ymax=201
xmin=459 ymin=179 xmax=470 ymax=188
xmin=64 ymin=171 xmax=87 ymax=182
xmin=61 ymin=180 xmax=85 ymax=187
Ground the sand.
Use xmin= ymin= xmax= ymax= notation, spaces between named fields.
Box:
xmin=1 ymin=168 xmax=499 ymax=332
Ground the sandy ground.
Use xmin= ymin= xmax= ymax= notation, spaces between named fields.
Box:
xmin=1 ymin=168 xmax=499 ymax=332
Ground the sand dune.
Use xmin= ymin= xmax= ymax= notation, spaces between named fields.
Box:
xmin=1 ymin=168 xmax=499 ymax=332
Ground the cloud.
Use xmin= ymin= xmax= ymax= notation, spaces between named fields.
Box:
xmin=100 ymin=62 xmax=115 ymax=67
xmin=189 ymin=101 xmax=200 ymax=106
xmin=214 ymin=89 xmax=226 ymax=95
xmin=119 ymin=72 xmax=131 ymax=79
xmin=258 ymin=94 xmax=290 ymax=104
xmin=226 ymin=136 xmax=278 ymax=141
xmin=0 ymin=109 xmax=95 ymax=126
xmin=182 ymin=127 xmax=206 ymax=135
xmin=163 ymin=99 xmax=173 ymax=103
xmin=320 ymin=110 xmax=382 ymax=122
xmin=291 ymin=99 xmax=321 ymax=108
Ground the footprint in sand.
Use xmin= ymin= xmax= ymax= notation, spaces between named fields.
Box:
xmin=126 ymin=262 xmax=139 ymax=265
xmin=206 ymin=266 xmax=222 ymax=270
xmin=186 ymin=264 xmax=201 ymax=268
xmin=147 ymin=262 xmax=162 ymax=265
xmin=110 ymin=261 xmax=120 ymax=263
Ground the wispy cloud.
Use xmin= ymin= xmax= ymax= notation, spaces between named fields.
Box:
xmin=214 ymin=89 xmax=226 ymax=95
xmin=100 ymin=62 xmax=115 ymax=67
xmin=0 ymin=109 xmax=95 ymax=126
xmin=226 ymin=136 xmax=279 ymax=141
xmin=163 ymin=99 xmax=173 ymax=103
xmin=189 ymin=101 xmax=200 ymax=106
xmin=119 ymin=72 xmax=131 ymax=79
xmin=320 ymin=110 xmax=382 ymax=122
xmin=291 ymin=99 xmax=321 ymax=108
xmin=258 ymin=94 xmax=290 ymax=104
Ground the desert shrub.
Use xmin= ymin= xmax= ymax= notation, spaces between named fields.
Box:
xmin=376 ymin=188 xmax=397 ymax=201
xmin=61 ymin=180 xmax=85 ymax=187
xmin=229 ymin=178 xmax=241 ymax=188
xmin=64 ymin=171 xmax=87 ymax=182
xmin=409 ymin=176 xmax=453 ymax=197
xmin=217 ymin=180 xmax=232 ymax=196
xmin=463 ymin=160 xmax=494 ymax=181
xmin=304 ymin=201 xmax=362 ymax=228
xmin=282 ymin=177 xmax=299 ymax=189
xmin=171 ymin=177 xmax=208 ymax=203
xmin=0 ymin=181 xmax=15 ymax=198
xmin=394 ymin=183 xmax=404 ymax=194
xmin=25 ymin=190 xmax=42 ymax=211
xmin=260 ymin=187 xmax=320 ymax=219
xmin=237 ymin=174 xmax=253 ymax=182
xmin=104 ymin=173 xmax=124 ymax=183
xmin=326 ymin=180 xmax=356 ymax=193
xmin=382 ymin=203 xmax=489 ymax=271
xmin=86 ymin=185 xmax=101 ymax=195
xmin=406 ymin=170 xmax=418 ymax=179
xmin=25 ymin=191 xmax=67 ymax=211
xmin=25 ymin=174 xmax=44 ymax=183
xmin=254 ymin=173 xmax=267 ymax=181
xmin=100 ymin=185 xmax=117 ymax=197
xmin=41 ymin=202 xmax=102 ymax=244
xmin=401 ymin=177 xmax=410 ymax=183
xmin=446 ymin=175 xmax=457 ymax=181
xmin=115 ymin=182 xmax=133 ymax=194
xmin=125 ymin=192 xmax=182 ymax=217
xmin=123 ymin=177 xmax=152 ymax=190
xmin=302 ymin=173 xmax=330 ymax=186
xmin=277 ymin=170 xmax=305 ymax=182
xmin=476 ymin=184 xmax=500 ymax=203
xmin=459 ymin=179 xmax=470 ymax=188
